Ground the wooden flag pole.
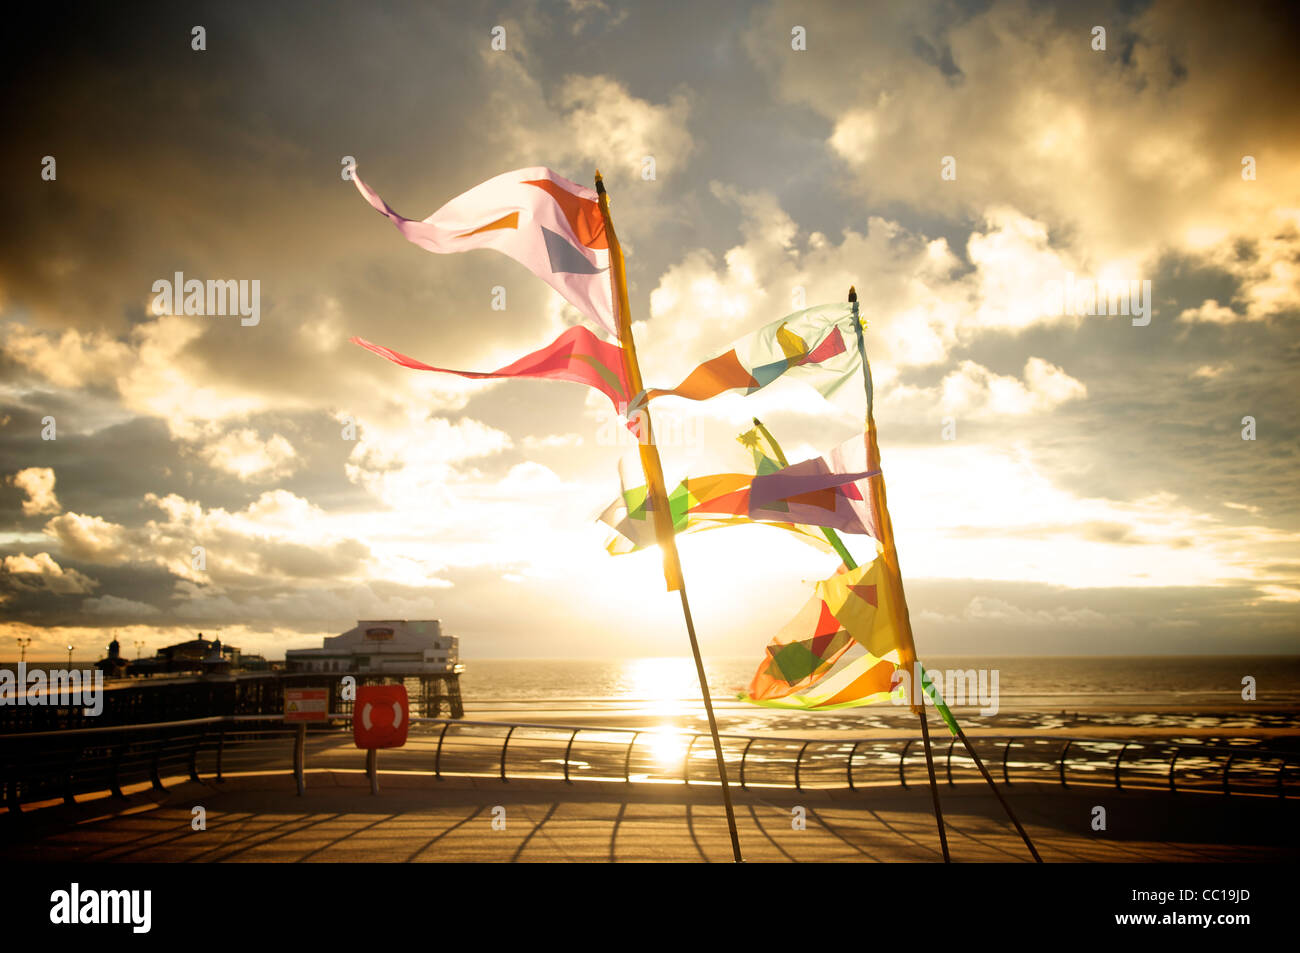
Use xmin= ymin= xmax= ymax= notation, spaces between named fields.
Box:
xmin=847 ymin=286 xmax=950 ymax=863
xmin=595 ymin=172 xmax=744 ymax=863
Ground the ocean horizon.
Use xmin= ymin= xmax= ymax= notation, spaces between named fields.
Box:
xmin=7 ymin=653 xmax=1300 ymax=707
xmin=454 ymin=654 xmax=1300 ymax=708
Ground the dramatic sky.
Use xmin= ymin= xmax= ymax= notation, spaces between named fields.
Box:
xmin=2 ymin=0 xmax=1297 ymax=660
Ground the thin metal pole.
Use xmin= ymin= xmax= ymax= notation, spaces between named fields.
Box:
xmin=293 ymin=722 xmax=305 ymax=796
xmin=740 ymin=738 xmax=756 ymax=790
xmin=917 ymin=707 xmax=950 ymax=863
xmin=563 ymin=728 xmax=580 ymax=784
xmin=952 ymin=722 xmax=1042 ymax=862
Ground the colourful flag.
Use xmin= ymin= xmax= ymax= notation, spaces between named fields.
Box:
xmin=350 ymin=326 xmax=631 ymax=414
xmin=690 ymin=430 xmax=883 ymax=539
xmin=741 ymin=555 xmax=906 ymax=710
xmin=634 ymin=303 xmax=861 ymax=409
xmin=598 ymin=457 xmax=834 ymax=556
xmin=745 ymin=650 xmax=901 ymax=710
xmin=599 ymin=427 xmax=883 ymax=553
xmin=600 ymin=456 xmax=877 ymax=552
xmin=353 ymin=167 xmax=616 ymax=335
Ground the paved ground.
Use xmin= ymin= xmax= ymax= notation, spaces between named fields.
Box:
xmin=3 ymin=771 xmax=1296 ymax=862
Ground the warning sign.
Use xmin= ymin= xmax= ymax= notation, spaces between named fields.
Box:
xmin=285 ymin=688 xmax=328 ymax=722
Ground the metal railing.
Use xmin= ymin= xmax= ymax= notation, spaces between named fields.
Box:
xmin=2 ymin=715 xmax=1296 ymax=811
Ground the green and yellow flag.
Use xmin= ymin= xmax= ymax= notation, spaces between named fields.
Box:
xmin=742 ymin=555 xmax=905 ymax=710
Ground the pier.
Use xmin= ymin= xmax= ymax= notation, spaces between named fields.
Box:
xmin=0 ymin=670 xmax=464 ymax=733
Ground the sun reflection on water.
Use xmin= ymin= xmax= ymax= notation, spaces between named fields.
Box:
xmin=622 ymin=657 xmax=704 ymax=770
xmin=622 ymin=656 xmax=702 ymax=716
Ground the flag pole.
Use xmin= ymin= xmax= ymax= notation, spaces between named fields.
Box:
xmin=848 ymin=287 xmax=1041 ymax=862
xmin=755 ymin=414 xmax=1041 ymax=863
xmin=847 ymin=286 xmax=950 ymax=863
xmin=595 ymin=172 xmax=744 ymax=864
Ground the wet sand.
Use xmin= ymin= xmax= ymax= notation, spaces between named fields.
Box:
xmin=459 ymin=702 xmax=1300 ymax=743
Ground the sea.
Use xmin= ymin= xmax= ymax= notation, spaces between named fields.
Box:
xmin=459 ymin=655 xmax=1300 ymax=707
xmin=8 ymin=654 xmax=1299 ymax=739
xmin=455 ymin=655 xmax=1300 ymax=738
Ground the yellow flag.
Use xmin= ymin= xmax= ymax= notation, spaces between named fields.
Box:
xmin=821 ymin=555 xmax=900 ymax=659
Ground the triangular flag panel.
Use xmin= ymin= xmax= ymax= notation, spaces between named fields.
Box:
xmin=354 ymin=167 xmax=616 ymax=334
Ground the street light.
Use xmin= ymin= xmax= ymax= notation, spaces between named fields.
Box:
xmin=135 ymin=640 xmax=145 ymax=659
xmin=17 ymin=637 xmax=32 ymax=664
xmin=66 ymin=643 xmax=73 ymax=667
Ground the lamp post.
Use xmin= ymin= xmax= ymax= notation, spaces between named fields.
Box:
xmin=135 ymin=640 xmax=145 ymax=660
xmin=66 ymin=643 xmax=73 ymax=667
xmin=17 ymin=637 xmax=32 ymax=664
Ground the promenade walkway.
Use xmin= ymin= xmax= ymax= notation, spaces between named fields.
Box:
xmin=3 ymin=772 xmax=1295 ymax=862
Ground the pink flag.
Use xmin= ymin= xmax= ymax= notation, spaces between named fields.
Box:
xmin=353 ymin=168 xmax=616 ymax=335
xmin=351 ymin=326 xmax=631 ymax=413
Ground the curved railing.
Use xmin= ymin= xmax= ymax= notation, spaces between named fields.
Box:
xmin=2 ymin=715 xmax=1296 ymax=811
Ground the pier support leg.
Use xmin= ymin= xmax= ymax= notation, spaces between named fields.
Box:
xmin=448 ymin=675 xmax=464 ymax=719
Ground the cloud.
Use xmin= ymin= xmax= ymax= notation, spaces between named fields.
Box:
xmin=1257 ymin=584 xmax=1300 ymax=603
xmin=7 ymin=466 xmax=61 ymax=515
xmin=1179 ymin=299 xmax=1240 ymax=323
xmin=960 ymin=596 xmax=1108 ymax=628
xmin=556 ymin=75 xmax=693 ymax=179
xmin=3 ymin=317 xmax=279 ymax=441
xmin=521 ymin=433 xmax=584 ymax=450
xmin=1 ymin=326 xmax=132 ymax=390
xmin=486 ymin=61 xmax=694 ymax=185
xmin=642 ymin=188 xmax=1092 ymax=394
xmin=746 ymin=0 xmax=1300 ymax=300
xmin=564 ymin=0 xmax=629 ymax=34
xmin=82 ymin=594 xmax=159 ymax=616
xmin=1 ymin=552 xmax=98 ymax=594
xmin=43 ymin=512 xmax=129 ymax=563
xmin=343 ymin=411 xmax=514 ymax=510
xmin=41 ymin=489 xmax=373 ymax=587
xmin=887 ymin=357 xmax=1086 ymax=419
xmin=195 ymin=427 xmax=300 ymax=481
xmin=881 ymin=443 xmax=1298 ymax=590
